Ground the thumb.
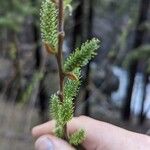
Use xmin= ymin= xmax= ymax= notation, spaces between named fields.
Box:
xmin=35 ymin=135 xmax=75 ymax=150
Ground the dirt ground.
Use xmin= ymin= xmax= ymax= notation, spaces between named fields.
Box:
xmin=0 ymin=100 xmax=39 ymax=150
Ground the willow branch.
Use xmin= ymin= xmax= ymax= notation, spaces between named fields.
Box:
xmin=56 ymin=0 xmax=68 ymax=140
xmin=56 ymin=0 xmax=65 ymax=101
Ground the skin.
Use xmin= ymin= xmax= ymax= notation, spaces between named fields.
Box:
xmin=32 ymin=116 xmax=150 ymax=150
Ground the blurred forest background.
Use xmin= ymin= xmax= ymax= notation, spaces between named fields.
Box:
xmin=0 ymin=0 xmax=150 ymax=149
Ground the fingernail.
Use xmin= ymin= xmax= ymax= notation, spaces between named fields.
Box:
xmin=35 ymin=137 xmax=54 ymax=150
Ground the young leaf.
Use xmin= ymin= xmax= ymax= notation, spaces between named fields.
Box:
xmin=40 ymin=0 xmax=58 ymax=50
xmin=44 ymin=43 xmax=57 ymax=54
xmin=65 ymin=72 xmax=78 ymax=80
xmin=64 ymin=38 xmax=100 ymax=72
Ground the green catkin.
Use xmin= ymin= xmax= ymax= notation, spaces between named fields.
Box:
xmin=69 ymin=129 xmax=86 ymax=146
xmin=40 ymin=0 xmax=58 ymax=49
xmin=64 ymin=38 xmax=100 ymax=72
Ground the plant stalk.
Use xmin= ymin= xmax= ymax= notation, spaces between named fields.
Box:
xmin=56 ymin=0 xmax=68 ymax=141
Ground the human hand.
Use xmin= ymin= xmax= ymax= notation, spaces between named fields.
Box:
xmin=32 ymin=116 xmax=150 ymax=150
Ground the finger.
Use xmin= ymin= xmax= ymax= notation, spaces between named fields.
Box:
xmin=32 ymin=116 xmax=99 ymax=149
xmin=32 ymin=117 xmax=87 ymax=137
xmin=32 ymin=120 xmax=55 ymax=137
xmin=35 ymin=135 xmax=75 ymax=150
xmin=32 ymin=117 xmax=80 ymax=138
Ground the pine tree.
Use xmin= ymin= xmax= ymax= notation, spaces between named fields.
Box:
xmin=0 ymin=0 xmax=35 ymax=31
xmin=40 ymin=0 xmax=100 ymax=146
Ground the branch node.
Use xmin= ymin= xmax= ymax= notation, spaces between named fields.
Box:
xmin=59 ymin=31 xmax=65 ymax=38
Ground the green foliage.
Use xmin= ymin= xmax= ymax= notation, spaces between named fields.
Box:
xmin=0 ymin=16 xmax=23 ymax=31
xmin=50 ymin=95 xmax=66 ymax=138
xmin=69 ymin=129 xmax=86 ymax=146
xmin=40 ymin=0 xmax=100 ymax=146
xmin=108 ymin=19 xmax=133 ymax=63
xmin=64 ymin=0 xmax=72 ymax=6
xmin=0 ymin=0 xmax=35 ymax=31
xmin=50 ymin=94 xmax=61 ymax=121
xmin=55 ymin=122 xmax=64 ymax=138
xmin=12 ymin=0 xmax=35 ymax=15
xmin=9 ymin=43 xmax=17 ymax=60
xmin=64 ymin=38 xmax=100 ymax=72
xmin=64 ymin=0 xmax=73 ymax=15
xmin=50 ymin=95 xmax=73 ymax=125
xmin=61 ymin=97 xmax=74 ymax=124
xmin=20 ymin=71 xmax=44 ymax=105
xmin=51 ymin=68 xmax=82 ymax=139
xmin=123 ymin=45 xmax=150 ymax=68
xmin=40 ymin=0 xmax=58 ymax=49
xmin=50 ymin=94 xmax=73 ymax=137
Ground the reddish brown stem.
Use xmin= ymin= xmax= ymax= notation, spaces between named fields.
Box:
xmin=56 ymin=0 xmax=68 ymax=141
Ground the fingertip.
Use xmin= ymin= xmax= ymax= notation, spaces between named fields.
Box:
xmin=31 ymin=121 xmax=55 ymax=138
xmin=35 ymin=135 xmax=75 ymax=150
xmin=35 ymin=135 xmax=54 ymax=150
xmin=32 ymin=126 xmax=38 ymax=137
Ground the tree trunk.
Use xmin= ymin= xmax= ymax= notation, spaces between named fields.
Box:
xmin=72 ymin=0 xmax=84 ymax=114
xmin=84 ymin=0 xmax=94 ymax=115
xmin=72 ymin=0 xmax=84 ymax=50
xmin=138 ymin=65 xmax=149 ymax=124
xmin=122 ymin=0 xmax=150 ymax=120
xmin=5 ymin=33 xmax=22 ymax=101
xmin=32 ymin=0 xmax=48 ymax=122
